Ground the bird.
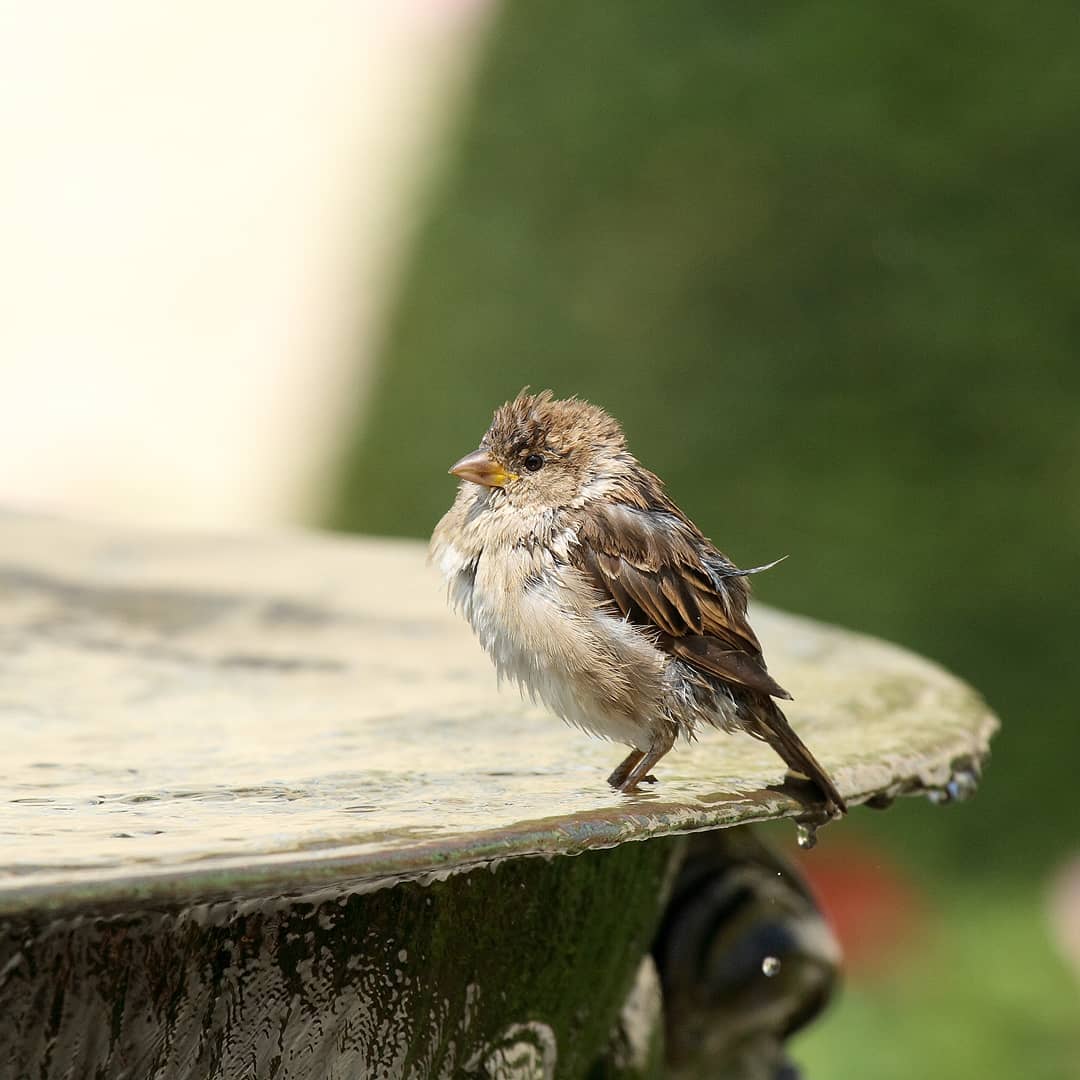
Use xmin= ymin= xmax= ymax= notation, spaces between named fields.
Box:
xmin=429 ymin=390 xmax=846 ymax=816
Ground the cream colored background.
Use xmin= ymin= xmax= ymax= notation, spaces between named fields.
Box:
xmin=0 ymin=1 xmax=492 ymax=528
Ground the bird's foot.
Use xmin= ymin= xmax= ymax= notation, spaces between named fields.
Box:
xmin=616 ymin=773 xmax=658 ymax=794
xmin=615 ymin=732 xmax=676 ymax=793
xmin=607 ymin=748 xmax=645 ymax=789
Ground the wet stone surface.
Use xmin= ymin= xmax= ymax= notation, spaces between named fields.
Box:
xmin=0 ymin=511 xmax=998 ymax=916
xmin=0 ymin=838 xmax=680 ymax=1078
xmin=0 ymin=512 xmax=1000 ymax=1078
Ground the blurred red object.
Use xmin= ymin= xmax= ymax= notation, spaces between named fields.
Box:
xmin=796 ymin=840 xmax=927 ymax=978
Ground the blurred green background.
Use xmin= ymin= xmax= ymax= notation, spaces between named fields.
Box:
xmin=328 ymin=2 xmax=1079 ymax=1075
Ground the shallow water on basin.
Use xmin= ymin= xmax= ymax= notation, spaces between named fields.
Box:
xmin=2 ymin=692 xmax=783 ymax=891
xmin=0 ymin=520 xmax=996 ymax=901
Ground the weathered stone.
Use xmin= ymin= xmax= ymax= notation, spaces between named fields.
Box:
xmin=0 ymin=837 xmax=681 ymax=1078
xmin=0 ymin=511 xmax=997 ymax=916
xmin=0 ymin=512 xmax=998 ymax=1077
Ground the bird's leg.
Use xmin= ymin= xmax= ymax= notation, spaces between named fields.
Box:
xmin=607 ymin=749 xmax=644 ymax=788
xmin=619 ymin=727 xmax=677 ymax=793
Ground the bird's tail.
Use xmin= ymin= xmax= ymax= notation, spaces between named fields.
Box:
xmin=748 ymin=698 xmax=847 ymax=817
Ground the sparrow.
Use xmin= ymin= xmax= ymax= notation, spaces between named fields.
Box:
xmin=429 ymin=390 xmax=846 ymax=816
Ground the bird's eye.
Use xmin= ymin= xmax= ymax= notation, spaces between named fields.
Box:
xmin=523 ymin=453 xmax=544 ymax=473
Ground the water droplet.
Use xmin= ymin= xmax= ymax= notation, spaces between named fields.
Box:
xmin=926 ymin=766 xmax=979 ymax=806
xmin=795 ymin=822 xmax=818 ymax=850
xmin=946 ymin=768 xmax=978 ymax=801
xmin=762 ymin=956 xmax=781 ymax=977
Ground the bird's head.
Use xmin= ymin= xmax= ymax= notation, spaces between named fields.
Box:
xmin=448 ymin=390 xmax=628 ymax=510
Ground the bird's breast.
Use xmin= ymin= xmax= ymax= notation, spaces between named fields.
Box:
xmin=432 ymin=509 xmax=671 ymax=746
xmin=469 ymin=536 xmax=581 ymax=662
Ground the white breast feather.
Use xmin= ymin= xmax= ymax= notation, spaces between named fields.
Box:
xmin=433 ymin=516 xmax=657 ymax=747
xmin=431 ymin=499 xmax=739 ymax=749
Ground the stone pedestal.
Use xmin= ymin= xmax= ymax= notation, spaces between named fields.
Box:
xmin=0 ymin=513 xmax=998 ymax=1077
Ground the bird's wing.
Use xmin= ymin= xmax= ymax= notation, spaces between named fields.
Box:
xmin=572 ymin=499 xmax=791 ymax=700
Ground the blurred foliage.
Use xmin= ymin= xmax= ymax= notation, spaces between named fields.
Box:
xmin=794 ymin=881 xmax=1080 ymax=1079
xmin=330 ymin=4 xmax=1080 ymax=1071
xmin=329 ymin=0 xmax=1080 ymax=881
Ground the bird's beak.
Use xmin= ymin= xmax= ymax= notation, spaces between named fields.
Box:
xmin=449 ymin=449 xmax=516 ymax=488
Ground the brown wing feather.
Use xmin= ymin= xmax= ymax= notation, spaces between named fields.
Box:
xmin=669 ymin=636 xmax=792 ymax=700
xmin=574 ymin=497 xmax=790 ymax=699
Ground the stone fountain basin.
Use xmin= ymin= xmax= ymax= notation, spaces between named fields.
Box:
xmin=0 ymin=510 xmax=997 ymax=917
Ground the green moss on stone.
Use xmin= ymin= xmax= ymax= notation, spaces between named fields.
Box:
xmin=1 ymin=841 xmax=682 ymax=1077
